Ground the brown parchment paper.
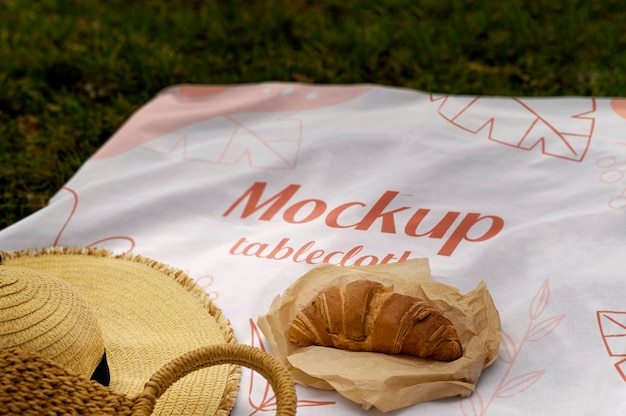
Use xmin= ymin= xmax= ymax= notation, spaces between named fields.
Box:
xmin=257 ymin=259 xmax=501 ymax=412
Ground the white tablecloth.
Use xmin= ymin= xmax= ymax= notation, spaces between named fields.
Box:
xmin=2 ymin=83 xmax=625 ymax=415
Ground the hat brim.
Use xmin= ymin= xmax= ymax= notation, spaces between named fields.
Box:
xmin=1 ymin=247 xmax=241 ymax=416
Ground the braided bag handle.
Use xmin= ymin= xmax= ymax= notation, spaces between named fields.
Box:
xmin=0 ymin=345 xmax=297 ymax=415
xmin=133 ymin=344 xmax=297 ymax=416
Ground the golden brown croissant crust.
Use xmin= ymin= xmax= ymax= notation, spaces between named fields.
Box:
xmin=287 ymin=280 xmax=463 ymax=361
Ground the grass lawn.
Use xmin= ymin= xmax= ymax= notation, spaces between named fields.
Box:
xmin=2 ymin=0 xmax=626 ymax=229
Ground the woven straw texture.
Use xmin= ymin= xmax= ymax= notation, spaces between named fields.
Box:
xmin=0 ymin=265 xmax=105 ymax=378
xmin=1 ymin=343 xmax=297 ymax=415
xmin=0 ymin=247 xmax=241 ymax=415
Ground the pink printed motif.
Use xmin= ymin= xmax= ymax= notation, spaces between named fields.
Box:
xmin=431 ymin=94 xmax=596 ymax=162
xmin=595 ymin=154 xmax=626 ymax=210
xmin=54 ymin=187 xmax=135 ymax=252
xmin=140 ymin=113 xmax=303 ymax=169
xmin=460 ymin=279 xmax=565 ymax=415
xmin=92 ymin=83 xmax=372 ymax=165
xmin=597 ymin=311 xmax=626 ymax=381
xmin=247 ymin=319 xmax=335 ymax=414
xmin=610 ymin=98 xmax=626 ymax=120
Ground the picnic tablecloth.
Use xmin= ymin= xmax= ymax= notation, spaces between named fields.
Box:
xmin=2 ymin=82 xmax=626 ymax=415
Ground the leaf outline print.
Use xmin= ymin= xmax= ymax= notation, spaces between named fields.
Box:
xmin=493 ymin=370 xmax=546 ymax=399
xmin=431 ymin=94 xmax=596 ymax=162
xmin=247 ymin=319 xmax=335 ymax=415
xmin=460 ymin=279 xmax=565 ymax=415
xmin=93 ymin=83 xmax=373 ymax=160
xmin=54 ymin=187 xmax=135 ymax=253
xmin=597 ymin=310 xmax=626 ymax=382
xmin=460 ymin=390 xmax=485 ymax=416
xmin=498 ymin=332 xmax=517 ymax=364
xmin=140 ymin=113 xmax=303 ymax=170
xmin=526 ymin=315 xmax=565 ymax=342
xmin=529 ymin=279 xmax=550 ymax=319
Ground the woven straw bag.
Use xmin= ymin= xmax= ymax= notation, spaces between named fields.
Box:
xmin=1 ymin=344 xmax=296 ymax=415
xmin=0 ymin=248 xmax=297 ymax=415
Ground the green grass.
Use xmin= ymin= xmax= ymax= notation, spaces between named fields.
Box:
xmin=2 ymin=0 xmax=626 ymax=229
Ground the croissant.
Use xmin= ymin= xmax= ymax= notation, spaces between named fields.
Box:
xmin=287 ymin=280 xmax=463 ymax=361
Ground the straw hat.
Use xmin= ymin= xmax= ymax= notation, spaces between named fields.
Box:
xmin=0 ymin=247 xmax=297 ymax=415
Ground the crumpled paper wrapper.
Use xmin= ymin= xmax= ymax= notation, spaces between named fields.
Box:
xmin=257 ymin=259 xmax=501 ymax=412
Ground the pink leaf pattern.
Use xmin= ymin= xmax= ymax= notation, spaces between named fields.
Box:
xmin=92 ymin=84 xmax=373 ymax=160
xmin=431 ymin=95 xmax=596 ymax=162
xmin=527 ymin=315 xmax=565 ymax=342
xmin=140 ymin=113 xmax=304 ymax=170
xmin=529 ymin=279 xmax=550 ymax=320
xmin=54 ymin=187 xmax=135 ymax=253
xmin=596 ymin=311 xmax=626 ymax=382
xmin=615 ymin=358 xmax=626 ymax=382
xmin=460 ymin=390 xmax=484 ymax=416
xmin=494 ymin=371 xmax=546 ymax=399
xmin=499 ymin=331 xmax=517 ymax=364
xmin=247 ymin=319 xmax=335 ymax=415
xmin=460 ymin=279 xmax=564 ymax=415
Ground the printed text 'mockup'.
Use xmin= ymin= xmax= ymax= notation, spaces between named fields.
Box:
xmin=223 ymin=182 xmax=505 ymax=256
